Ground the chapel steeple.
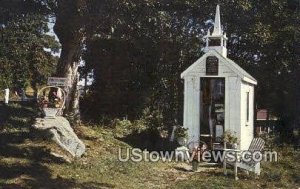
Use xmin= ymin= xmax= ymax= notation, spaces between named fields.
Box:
xmin=204 ymin=5 xmax=228 ymax=57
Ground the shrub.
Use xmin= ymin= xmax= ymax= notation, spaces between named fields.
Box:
xmin=260 ymin=132 xmax=278 ymax=150
xmin=141 ymin=107 xmax=164 ymax=132
xmin=112 ymin=119 xmax=133 ymax=137
xmin=174 ymin=127 xmax=188 ymax=139
xmin=112 ymin=119 xmax=147 ymax=137
xmin=131 ymin=119 xmax=147 ymax=133
xmin=222 ymin=130 xmax=239 ymax=144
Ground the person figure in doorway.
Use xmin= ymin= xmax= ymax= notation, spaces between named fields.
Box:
xmin=190 ymin=142 xmax=207 ymax=172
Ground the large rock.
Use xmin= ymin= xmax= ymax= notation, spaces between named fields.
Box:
xmin=33 ymin=116 xmax=85 ymax=157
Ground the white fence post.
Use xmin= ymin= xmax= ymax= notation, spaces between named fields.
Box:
xmin=4 ymin=88 xmax=9 ymax=104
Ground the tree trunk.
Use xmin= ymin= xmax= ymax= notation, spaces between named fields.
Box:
xmin=84 ymin=72 xmax=88 ymax=97
xmin=56 ymin=44 xmax=81 ymax=118
xmin=53 ymin=0 xmax=86 ymax=123
xmin=292 ymin=1 xmax=300 ymax=132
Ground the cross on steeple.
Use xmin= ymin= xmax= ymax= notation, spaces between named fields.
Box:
xmin=204 ymin=5 xmax=228 ymax=57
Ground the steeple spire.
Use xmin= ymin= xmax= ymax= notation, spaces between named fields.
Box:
xmin=203 ymin=5 xmax=228 ymax=57
xmin=212 ymin=5 xmax=222 ymax=36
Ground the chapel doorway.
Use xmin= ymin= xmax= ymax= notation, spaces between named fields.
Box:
xmin=200 ymin=78 xmax=225 ymax=149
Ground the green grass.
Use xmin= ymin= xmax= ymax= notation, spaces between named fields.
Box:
xmin=0 ymin=103 xmax=299 ymax=188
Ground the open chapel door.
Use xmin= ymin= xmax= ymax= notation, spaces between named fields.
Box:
xmin=200 ymin=78 xmax=225 ymax=148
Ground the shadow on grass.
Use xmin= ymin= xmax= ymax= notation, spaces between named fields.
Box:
xmin=0 ymin=102 xmax=115 ymax=188
xmin=117 ymin=129 xmax=177 ymax=152
xmin=0 ymin=149 xmax=114 ymax=188
xmin=174 ymin=166 xmax=192 ymax=172
xmin=0 ymin=102 xmax=37 ymax=128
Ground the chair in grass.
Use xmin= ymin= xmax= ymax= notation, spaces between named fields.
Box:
xmin=223 ymin=138 xmax=265 ymax=180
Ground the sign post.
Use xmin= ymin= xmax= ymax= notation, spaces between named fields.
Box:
xmin=47 ymin=77 xmax=70 ymax=87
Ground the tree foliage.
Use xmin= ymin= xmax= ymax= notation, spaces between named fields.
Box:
xmin=0 ymin=0 xmax=59 ymax=92
xmin=0 ymin=0 xmax=299 ymax=135
xmin=79 ymin=0 xmax=299 ymax=132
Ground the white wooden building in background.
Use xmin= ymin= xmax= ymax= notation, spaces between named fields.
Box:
xmin=181 ymin=5 xmax=257 ymax=150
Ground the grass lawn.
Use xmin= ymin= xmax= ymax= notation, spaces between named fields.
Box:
xmin=0 ymin=103 xmax=299 ymax=188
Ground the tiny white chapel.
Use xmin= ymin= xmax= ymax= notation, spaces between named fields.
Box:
xmin=181 ymin=5 xmax=257 ymax=150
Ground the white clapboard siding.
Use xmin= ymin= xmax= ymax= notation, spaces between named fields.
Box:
xmin=182 ymin=50 xmax=256 ymax=150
